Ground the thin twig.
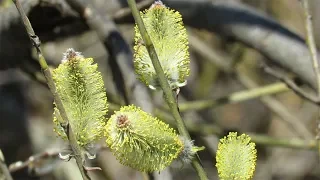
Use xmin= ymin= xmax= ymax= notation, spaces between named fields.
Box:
xmin=248 ymin=133 xmax=316 ymax=150
xmin=263 ymin=65 xmax=320 ymax=104
xmin=301 ymin=0 xmax=320 ymax=156
xmin=178 ymin=82 xmax=290 ymax=112
xmin=12 ymin=0 xmax=90 ymax=179
xmin=8 ymin=149 xmax=59 ymax=173
xmin=113 ymin=0 xmax=153 ymax=21
xmin=127 ymin=0 xmax=208 ymax=179
xmin=301 ymin=0 xmax=320 ymax=96
xmin=7 ymin=145 xmax=109 ymax=174
xmin=155 ymin=109 xmax=317 ymax=150
xmin=0 ymin=149 xmax=13 ymax=180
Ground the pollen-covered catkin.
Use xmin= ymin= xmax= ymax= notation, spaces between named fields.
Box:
xmin=216 ymin=132 xmax=257 ymax=180
xmin=133 ymin=1 xmax=190 ymax=90
xmin=52 ymin=48 xmax=108 ymax=147
xmin=105 ymin=105 xmax=184 ymax=172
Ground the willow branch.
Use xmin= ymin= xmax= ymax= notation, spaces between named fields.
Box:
xmin=155 ymin=108 xmax=317 ymax=150
xmin=301 ymin=0 xmax=320 ymax=158
xmin=127 ymin=0 xmax=208 ymax=179
xmin=249 ymin=133 xmax=316 ymax=150
xmin=263 ymin=65 xmax=320 ymax=104
xmin=8 ymin=149 xmax=59 ymax=173
xmin=178 ymin=82 xmax=289 ymax=112
xmin=302 ymin=0 xmax=320 ymax=96
xmin=113 ymin=0 xmax=153 ymax=21
xmin=12 ymin=0 xmax=90 ymax=179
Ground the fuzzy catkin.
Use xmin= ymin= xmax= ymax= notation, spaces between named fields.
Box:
xmin=216 ymin=132 xmax=257 ymax=180
xmin=105 ymin=105 xmax=184 ymax=172
xmin=133 ymin=1 xmax=190 ymax=90
xmin=52 ymin=48 xmax=108 ymax=147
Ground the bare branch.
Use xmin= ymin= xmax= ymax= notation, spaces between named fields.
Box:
xmin=178 ymin=82 xmax=290 ymax=112
xmin=263 ymin=65 xmax=320 ymax=104
xmin=8 ymin=149 xmax=59 ymax=173
xmin=301 ymin=0 xmax=320 ymax=95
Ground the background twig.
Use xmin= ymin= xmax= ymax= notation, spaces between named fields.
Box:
xmin=8 ymin=149 xmax=59 ymax=173
xmin=263 ymin=65 xmax=320 ymax=104
xmin=178 ymin=82 xmax=290 ymax=112
xmin=301 ymin=0 xmax=320 ymax=95
xmin=301 ymin=0 xmax=320 ymax=157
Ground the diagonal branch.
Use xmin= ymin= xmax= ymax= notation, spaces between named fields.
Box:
xmin=8 ymin=149 xmax=59 ymax=173
xmin=11 ymin=0 xmax=90 ymax=179
xmin=263 ymin=65 xmax=320 ymax=104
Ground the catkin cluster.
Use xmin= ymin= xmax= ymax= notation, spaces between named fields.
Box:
xmin=52 ymin=0 xmax=199 ymax=173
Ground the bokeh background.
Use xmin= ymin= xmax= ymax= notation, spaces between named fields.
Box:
xmin=1 ymin=0 xmax=320 ymax=179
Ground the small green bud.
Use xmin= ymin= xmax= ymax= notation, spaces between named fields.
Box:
xmin=216 ymin=132 xmax=257 ymax=180
xmin=52 ymin=48 xmax=108 ymax=148
xmin=105 ymin=105 xmax=184 ymax=172
xmin=133 ymin=1 xmax=190 ymax=90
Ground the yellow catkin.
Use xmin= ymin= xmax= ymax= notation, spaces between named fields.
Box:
xmin=105 ymin=105 xmax=184 ymax=172
xmin=52 ymin=48 xmax=108 ymax=148
xmin=133 ymin=1 xmax=190 ymax=90
xmin=216 ymin=132 xmax=257 ymax=180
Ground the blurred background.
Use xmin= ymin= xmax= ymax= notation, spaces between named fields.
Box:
xmin=1 ymin=0 xmax=320 ymax=179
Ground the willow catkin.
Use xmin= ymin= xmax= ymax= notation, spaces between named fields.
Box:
xmin=216 ymin=132 xmax=257 ymax=180
xmin=52 ymin=48 xmax=108 ymax=148
xmin=133 ymin=1 xmax=190 ymax=90
xmin=105 ymin=105 xmax=183 ymax=172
